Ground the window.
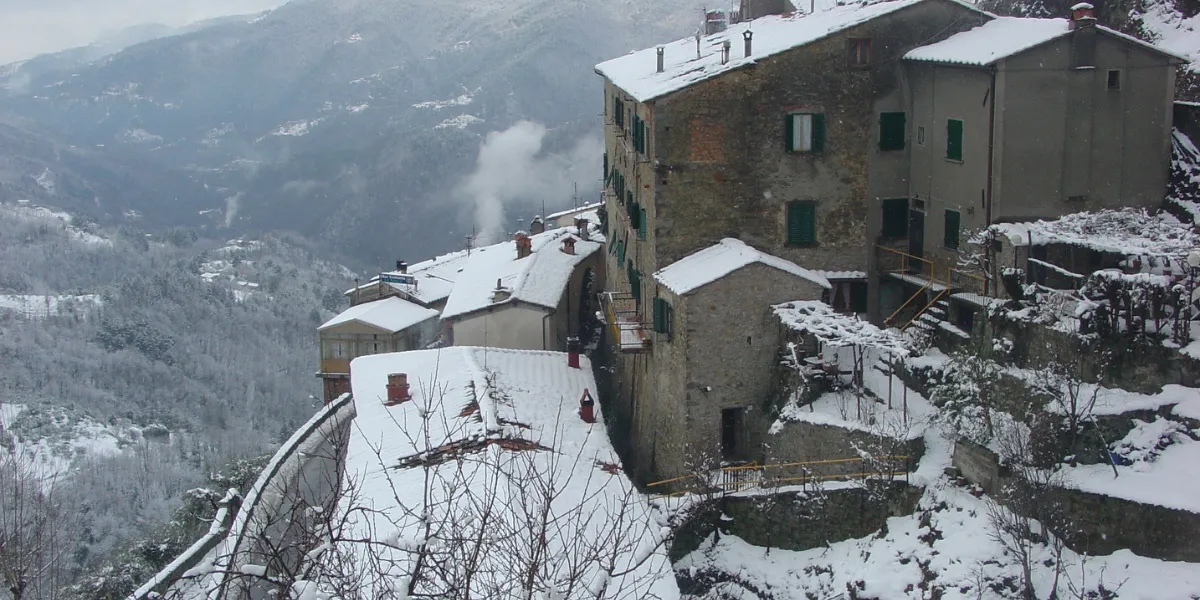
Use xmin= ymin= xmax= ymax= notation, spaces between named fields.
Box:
xmin=653 ymin=297 xmax=673 ymax=335
xmin=879 ymin=112 xmax=906 ymax=151
xmin=944 ymin=209 xmax=961 ymax=250
xmin=786 ymin=112 xmax=825 ymax=153
xmin=617 ymin=239 xmax=625 ymax=263
xmin=639 ymin=207 xmax=647 ymax=240
xmin=721 ymin=407 xmax=744 ymax=459
xmin=602 ymin=152 xmax=608 ymax=180
xmin=946 ymin=119 xmax=963 ymax=161
xmin=848 ymin=38 xmax=871 ymax=67
xmin=786 ymin=201 xmax=817 ymax=246
xmin=881 ymin=198 xmax=909 ymax=238
xmin=917 ymin=126 xmax=925 ymax=145
xmin=1107 ymin=69 xmax=1121 ymax=90
xmin=613 ymin=97 xmax=625 ymax=128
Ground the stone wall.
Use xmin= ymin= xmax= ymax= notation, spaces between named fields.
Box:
xmin=652 ymin=0 xmax=987 ymax=271
xmin=670 ymin=481 xmax=923 ymax=570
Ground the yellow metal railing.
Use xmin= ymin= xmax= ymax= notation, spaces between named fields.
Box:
xmin=647 ymin=455 xmax=910 ymax=499
xmin=877 ymin=246 xmax=989 ymax=330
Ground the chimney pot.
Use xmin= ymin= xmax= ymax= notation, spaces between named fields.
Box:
xmin=562 ymin=237 xmax=577 ymax=255
xmin=567 ymin=337 xmax=581 ymax=369
xmin=530 ymin=216 xmax=545 ymax=235
xmin=743 ymin=30 xmax=753 ymax=58
xmin=656 ymin=46 xmax=665 ymax=73
xmin=721 ymin=40 xmax=731 ymax=64
xmin=396 ymin=260 xmax=408 ymax=273
xmin=575 ymin=218 xmax=590 ymax=240
xmin=385 ymin=373 xmax=412 ymax=405
xmin=1070 ymin=2 xmax=1096 ymax=28
xmin=578 ymin=388 xmax=595 ymax=423
xmin=515 ymin=232 xmax=533 ymax=259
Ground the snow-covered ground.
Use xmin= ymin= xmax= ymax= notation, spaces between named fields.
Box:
xmin=1 ymin=201 xmax=111 ymax=245
xmin=1 ymin=403 xmax=136 ymax=478
xmin=677 ymin=482 xmax=1200 ymax=599
xmin=0 ymin=294 xmax=102 ymax=318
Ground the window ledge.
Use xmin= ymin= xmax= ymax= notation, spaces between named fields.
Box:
xmin=944 ymin=158 xmax=964 ymax=165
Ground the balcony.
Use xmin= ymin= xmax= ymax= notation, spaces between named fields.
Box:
xmin=600 ymin=291 xmax=651 ymax=353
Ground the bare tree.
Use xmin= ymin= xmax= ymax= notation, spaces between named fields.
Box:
xmin=0 ymin=451 xmax=72 ymax=600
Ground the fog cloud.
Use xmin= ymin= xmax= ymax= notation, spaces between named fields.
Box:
xmin=458 ymin=121 xmax=602 ymax=245
xmin=0 ymin=0 xmax=289 ymax=64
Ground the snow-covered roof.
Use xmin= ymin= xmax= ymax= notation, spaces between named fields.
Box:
xmin=318 ymin=296 xmax=439 ymax=333
xmin=545 ymin=201 xmax=603 ymax=221
xmin=982 ymin=209 xmax=1199 ymax=260
xmin=774 ymin=301 xmax=910 ymax=355
xmin=813 ymin=269 xmax=868 ymax=280
xmin=345 ymin=250 xmax=470 ymax=306
xmin=342 ymin=348 xmax=678 ymax=597
xmin=654 ymin=238 xmax=830 ymax=296
xmin=596 ymin=0 xmax=941 ymax=102
xmin=441 ymin=227 xmax=603 ymax=320
xmin=906 ymin=16 xmax=1187 ymax=66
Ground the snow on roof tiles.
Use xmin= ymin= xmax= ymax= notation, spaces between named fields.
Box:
xmin=318 ymin=296 xmax=439 ymax=333
xmin=346 ymin=250 xmax=470 ymax=306
xmin=596 ymin=0 xmax=931 ymax=102
xmin=440 ymin=227 xmax=603 ymax=320
xmin=905 ymin=16 xmax=1187 ymax=66
xmin=544 ymin=201 xmax=603 ymax=221
xmin=344 ymin=347 xmax=678 ymax=596
xmin=653 ymin=238 xmax=831 ymax=295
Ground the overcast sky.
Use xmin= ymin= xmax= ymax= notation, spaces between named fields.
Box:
xmin=0 ymin=0 xmax=290 ymax=64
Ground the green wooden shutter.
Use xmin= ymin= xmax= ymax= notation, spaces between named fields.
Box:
xmin=944 ymin=210 xmax=961 ymax=249
xmin=785 ymin=114 xmax=796 ymax=152
xmin=603 ymin=152 xmax=608 ymax=180
xmin=879 ymin=112 xmax=906 ymax=151
xmin=653 ymin=298 xmax=665 ymax=333
xmin=631 ymin=269 xmax=641 ymax=303
xmin=617 ymin=240 xmax=625 ymax=263
xmin=947 ymin=119 xmax=963 ymax=161
xmin=639 ymin=208 xmax=647 ymax=240
xmin=787 ymin=202 xmax=816 ymax=246
xmin=811 ymin=114 xmax=826 ymax=152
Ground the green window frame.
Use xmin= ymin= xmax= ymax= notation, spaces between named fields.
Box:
xmin=639 ymin=208 xmax=647 ymax=240
xmin=944 ymin=209 xmax=961 ymax=250
xmin=946 ymin=119 xmax=963 ymax=161
xmin=785 ymin=112 xmax=825 ymax=153
xmin=881 ymin=198 xmax=908 ymax=238
xmin=879 ymin=112 xmax=906 ymax=151
xmin=652 ymin=297 xmax=673 ymax=335
xmin=786 ymin=201 xmax=817 ymax=246
xmin=617 ymin=239 xmax=625 ymax=263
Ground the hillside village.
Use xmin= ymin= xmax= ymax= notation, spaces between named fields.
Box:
xmin=136 ymin=0 xmax=1200 ymax=598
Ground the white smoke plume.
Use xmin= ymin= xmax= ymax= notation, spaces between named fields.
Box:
xmin=458 ymin=121 xmax=602 ymax=244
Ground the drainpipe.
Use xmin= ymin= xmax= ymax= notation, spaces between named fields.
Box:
xmin=985 ymin=66 xmax=998 ymax=296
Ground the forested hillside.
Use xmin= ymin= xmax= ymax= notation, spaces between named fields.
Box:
xmin=0 ymin=201 xmax=353 ymax=595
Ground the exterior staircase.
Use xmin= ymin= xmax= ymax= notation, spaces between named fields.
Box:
xmin=877 ymin=245 xmax=987 ymax=336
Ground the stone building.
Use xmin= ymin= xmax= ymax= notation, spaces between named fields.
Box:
xmin=880 ymin=9 xmax=1184 ymax=328
xmin=316 ymin=296 xmax=441 ymax=402
xmin=593 ymin=0 xmax=1184 ymax=480
xmin=441 ymin=227 xmax=604 ymax=351
xmin=617 ymin=239 xmax=828 ymax=478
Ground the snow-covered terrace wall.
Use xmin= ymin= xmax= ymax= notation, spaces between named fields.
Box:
xmin=195 ymin=393 xmax=356 ymax=600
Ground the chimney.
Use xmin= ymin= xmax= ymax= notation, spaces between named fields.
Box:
xmin=491 ymin=278 xmax=512 ymax=303
xmin=743 ymin=30 xmax=753 ymax=58
xmin=530 ymin=216 xmax=545 ymax=235
xmin=656 ymin=46 xmax=665 ymax=73
xmin=385 ymin=373 xmax=412 ymax=405
xmin=561 ymin=237 xmax=577 ymax=255
xmin=579 ymin=389 xmax=595 ymax=424
xmin=567 ymin=336 xmax=581 ymax=369
xmin=1070 ymin=2 xmax=1096 ymax=29
xmin=515 ymin=232 xmax=533 ymax=259
xmin=395 ymin=260 xmax=408 ymax=273
xmin=721 ymin=40 xmax=731 ymax=64
xmin=575 ymin=217 xmax=590 ymax=240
